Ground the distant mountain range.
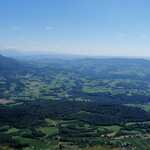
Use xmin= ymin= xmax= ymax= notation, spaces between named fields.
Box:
xmin=0 ymin=54 xmax=21 ymax=71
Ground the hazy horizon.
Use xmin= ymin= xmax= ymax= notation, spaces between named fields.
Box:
xmin=1 ymin=0 xmax=150 ymax=57
xmin=2 ymin=48 xmax=150 ymax=59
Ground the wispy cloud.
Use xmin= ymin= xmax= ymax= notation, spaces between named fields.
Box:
xmin=139 ymin=34 xmax=149 ymax=39
xmin=45 ymin=26 xmax=54 ymax=31
xmin=11 ymin=26 xmax=21 ymax=31
xmin=117 ymin=32 xmax=129 ymax=39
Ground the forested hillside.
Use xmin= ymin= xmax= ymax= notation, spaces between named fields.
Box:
xmin=1 ymin=55 xmax=150 ymax=104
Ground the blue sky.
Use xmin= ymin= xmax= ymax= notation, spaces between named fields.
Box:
xmin=0 ymin=0 xmax=150 ymax=56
